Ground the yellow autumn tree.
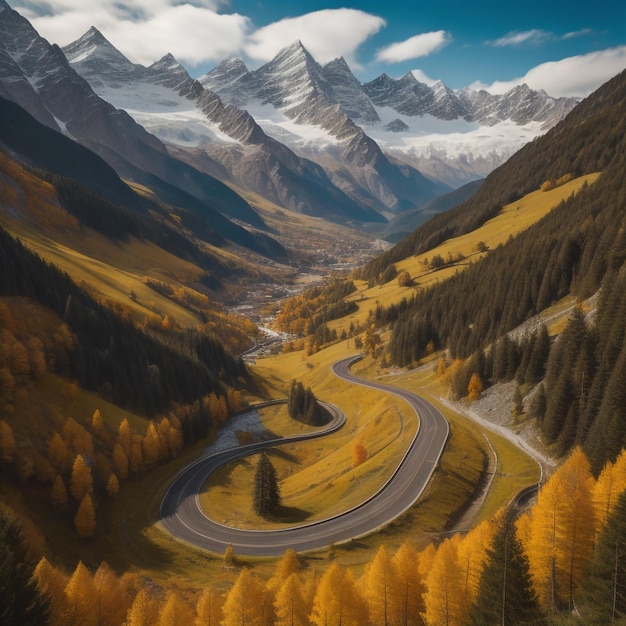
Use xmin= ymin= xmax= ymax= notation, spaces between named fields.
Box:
xmin=130 ymin=435 xmax=144 ymax=474
xmin=47 ymin=432 xmax=70 ymax=473
xmin=112 ymin=442 xmax=129 ymax=480
xmin=423 ymin=534 xmax=466 ymax=626
xmin=74 ymin=493 xmax=96 ymax=538
xmin=127 ymin=587 xmax=162 ymax=626
xmin=310 ymin=562 xmax=369 ymax=626
xmin=117 ymin=418 xmax=132 ymax=457
xmin=274 ymin=573 xmax=309 ymax=626
xmin=359 ymin=544 xmax=401 ymax=625
xmin=392 ymin=541 xmax=426 ymax=625
xmin=64 ymin=561 xmax=97 ymax=626
xmin=267 ymin=548 xmax=301 ymax=595
xmin=106 ymin=472 xmax=120 ymax=497
xmin=93 ymin=561 xmax=132 ymax=626
xmin=352 ymin=440 xmax=368 ymax=468
xmin=91 ymin=409 xmax=104 ymax=437
xmin=142 ymin=422 xmax=161 ymax=468
xmin=194 ymin=586 xmax=223 ymax=626
xmin=50 ymin=473 xmax=68 ymax=508
xmin=221 ymin=568 xmax=268 ymax=626
xmin=524 ymin=447 xmax=596 ymax=612
xmin=69 ymin=454 xmax=93 ymax=501
xmin=593 ymin=448 xmax=626 ymax=530
xmin=456 ymin=517 xmax=497 ymax=615
xmin=33 ymin=556 xmax=69 ymax=626
xmin=467 ymin=372 xmax=483 ymax=401
xmin=157 ymin=591 xmax=194 ymax=626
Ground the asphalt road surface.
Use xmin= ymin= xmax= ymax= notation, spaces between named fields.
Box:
xmin=160 ymin=354 xmax=449 ymax=556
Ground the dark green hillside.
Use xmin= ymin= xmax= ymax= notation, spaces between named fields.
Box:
xmin=374 ymin=69 xmax=626 ymax=469
xmin=0 ymin=226 xmax=245 ymax=416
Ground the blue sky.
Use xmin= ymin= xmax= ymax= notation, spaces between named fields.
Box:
xmin=10 ymin=0 xmax=626 ymax=97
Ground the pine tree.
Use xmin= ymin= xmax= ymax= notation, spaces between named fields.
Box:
xmin=126 ymin=587 xmax=162 ymax=626
xmin=74 ymin=494 xmax=96 ymax=538
xmin=253 ymin=452 xmax=281 ymax=519
xmin=112 ymin=442 xmax=129 ymax=480
xmin=32 ymin=557 xmax=68 ymax=626
xmin=91 ymin=409 xmax=104 ymax=437
xmin=467 ymin=372 xmax=483 ymax=401
xmin=0 ymin=510 xmax=50 ymax=625
xmin=106 ymin=472 xmax=120 ymax=497
xmin=93 ymin=561 xmax=131 ymax=626
xmin=157 ymin=591 xmax=193 ymax=626
xmin=593 ymin=448 xmax=626 ymax=531
xmin=469 ymin=510 xmax=541 ymax=625
xmin=47 ymin=432 xmax=70 ymax=473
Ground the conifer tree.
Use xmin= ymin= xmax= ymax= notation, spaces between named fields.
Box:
xmin=69 ymin=454 xmax=93 ymax=501
xmin=157 ymin=591 xmax=194 ymax=626
xmin=126 ymin=587 xmax=162 ymax=626
xmin=32 ymin=557 xmax=68 ymax=626
xmin=47 ymin=432 xmax=70 ymax=473
xmin=254 ymin=452 xmax=281 ymax=519
xmin=74 ymin=494 xmax=96 ymax=538
xmin=577 ymin=489 xmax=626 ymax=623
xmin=268 ymin=549 xmax=300 ymax=595
xmin=593 ymin=448 xmax=626 ymax=531
xmin=360 ymin=544 xmax=401 ymax=626
xmin=392 ymin=541 xmax=426 ymax=625
xmin=91 ymin=409 xmax=104 ymax=437
xmin=352 ymin=440 xmax=368 ymax=468
xmin=0 ymin=510 xmax=50 ymax=625
xmin=221 ymin=568 xmax=267 ymax=626
xmin=469 ymin=509 xmax=541 ymax=625
xmin=112 ymin=442 xmax=129 ymax=480
xmin=274 ymin=573 xmax=308 ymax=626
xmin=64 ymin=561 xmax=97 ymax=626
xmin=194 ymin=586 xmax=222 ymax=626
xmin=310 ymin=562 xmax=368 ymax=626
xmin=106 ymin=472 xmax=120 ymax=497
xmin=50 ymin=473 xmax=68 ymax=508
xmin=93 ymin=561 xmax=131 ymax=626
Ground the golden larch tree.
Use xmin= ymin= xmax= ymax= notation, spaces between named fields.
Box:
xmin=112 ymin=442 xmax=129 ymax=480
xmin=117 ymin=418 xmax=132 ymax=457
xmin=359 ymin=544 xmax=401 ymax=625
xmin=524 ymin=447 xmax=596 ymax=612
xmin=47 ymin=432 xmax=70 ymax=473
xmin=593 ymin=448 xmax=626 ymax=530
xmin=33 ymin=556 xmax=69 ymax=626
xmin=157 ymin=417 xmax=172 ymax=459
xmin=423 ymin=534 xmax=466 ymax=626
xmin=142 ymin=422 xmax=161 ymax=468
xmin=456 ymin=517 xmax=496 ymax=615
xmin=50 ymin=473 xmax=68 ymax=508
xmin=392 ymin=541 xmax=426 ymax=625
xmin=126 ymin=587 xmax=162 ymax=626
xmin=310 ymin=562 xmax=368 ymax=626
xmin=194 ymin=586 xmax=223 ymax=626
xmin=274 ymin=573 xmax=309 ymax=626
xmin=91 ymin=409 xmax=104 ymax=437
xmin=267 ymin=548 xmax=300 ymax=595
xmin=156 ymin=591 xmax=194 ymax=626
xmin=106 ymin=472 xmax=120 ymax=497
xmin=69 ymin=454 xmax=93 ymax=501
xmin=64 ymin=561 xmax=97 ymax=626
xmin=74 ymin=493 xmax=96 ymax=538
xmin=221 ymin=568 xmax=268 ymax=626
xmin=93 ymin=561 xmax=132 ymax=626
xmin=129 ymin=435 xmax=144 ymax=475
xmin=467 ymin=372 xmax=483 ymax=401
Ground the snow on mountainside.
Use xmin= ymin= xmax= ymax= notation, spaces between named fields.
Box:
xmin=64 ymin=28 xmax=385 ymax=223
xmin=203 ymin=44 xmax=578 ymax=188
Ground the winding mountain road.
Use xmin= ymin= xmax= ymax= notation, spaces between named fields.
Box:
xmin=159 ymin=355 xmax=449 ymax=556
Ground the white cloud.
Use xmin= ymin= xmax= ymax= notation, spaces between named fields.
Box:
xmin=469 ymin=46 xmax=626 ymax=97
xmin=491 ymin=29 xmax=552 ymax=47
xmin=376 ymin=30 xmax=450 ymax=63
xmin=13 ymin=0 xmax=250 ymax=65
xmin=411 ymin=69 xmax=438 ymax=86
xmin=244 ymin=9 xmax=385 ymax=66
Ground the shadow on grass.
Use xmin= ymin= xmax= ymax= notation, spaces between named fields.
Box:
xmin=276 ymin=505 xmax=312 ymax=523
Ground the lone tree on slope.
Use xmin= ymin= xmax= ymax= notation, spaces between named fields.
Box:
xmin=253 ymin=452 xmax=281 ymax=519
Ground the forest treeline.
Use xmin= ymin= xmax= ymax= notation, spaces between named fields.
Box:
xmin=357 ymin=69 xmax=626 ymax=283
xmin=0 ymin=226 xmax=246 ymax=415
xmin=5 ymin=446 xmax=625 ymax=625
